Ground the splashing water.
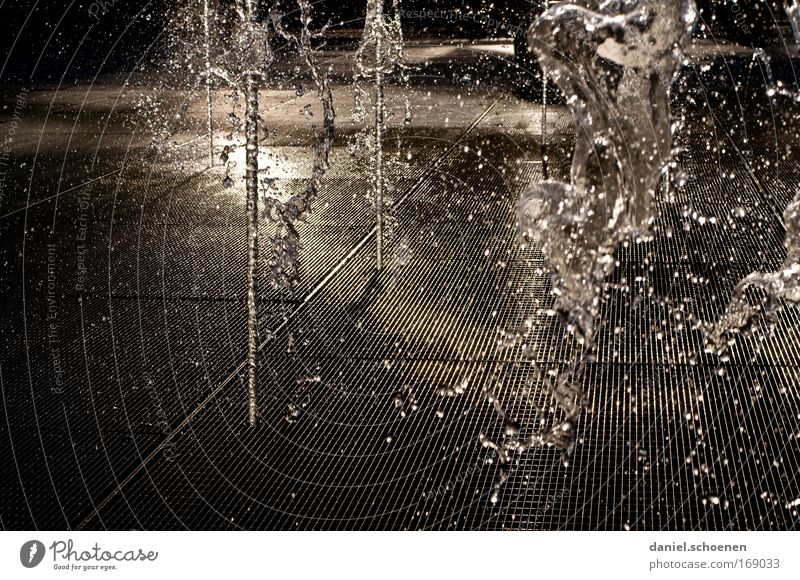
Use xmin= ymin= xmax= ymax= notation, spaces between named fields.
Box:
xmin=518 ymin=0 xmax=696 ymax=346
xmin=705 ymin=194 xmax=800 ymax=352
xmin=478 ymin=362 xmax=584 ymax=502
xmin=506 ymin=1 xmax=697 ymax=466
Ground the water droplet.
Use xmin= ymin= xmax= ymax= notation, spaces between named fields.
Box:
xmin=503 ymin=420 xmax=520 ymax=437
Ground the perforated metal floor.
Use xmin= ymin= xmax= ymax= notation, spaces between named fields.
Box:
xmin=2 ymin=50 xmax=800 ymax=531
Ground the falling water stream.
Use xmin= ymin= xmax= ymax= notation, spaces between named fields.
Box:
xmin=265 ymin=0 xmax=337 ymax=287
xmin=153 ymin=0 xmax=336 ymax=424
xmin=203 ymin=0 xmax=214 ymax=167
xmin=354 ymin=0 xmax=406 ymax=271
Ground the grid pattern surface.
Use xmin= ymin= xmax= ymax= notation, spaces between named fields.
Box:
xmin=2 ymin=56 xmax=800 ymax=531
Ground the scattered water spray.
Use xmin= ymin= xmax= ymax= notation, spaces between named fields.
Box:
xmin=705 ymin=196 xmax=800 ymax=353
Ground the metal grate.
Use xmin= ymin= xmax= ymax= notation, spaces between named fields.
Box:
xmin=2 ymin=66 xmax=800 ymax=531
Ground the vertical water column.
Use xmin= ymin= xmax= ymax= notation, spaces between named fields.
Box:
xmin=374 ymin=1 xmax=386 ymax=271
xmin=355 ymin=0 xmax=403 ymax=272
xmin=243 ymin=0 xmax=260 ymax=427
xmin=203 ymin=0 xmax=214 ymax=167
xmin=540 ymin=0 xmax=549 ymax=180
xmin=204 ymin=0 xmax=214 ymax=167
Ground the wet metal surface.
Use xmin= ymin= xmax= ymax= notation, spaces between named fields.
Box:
xmin=1 ymin=43 xmax=799 ymax=531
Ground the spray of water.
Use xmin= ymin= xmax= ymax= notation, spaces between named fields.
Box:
xmin=705 ymin=197 xmax=800 ymax=351
xmin=131 ymin=2 xmax=216 ymax=159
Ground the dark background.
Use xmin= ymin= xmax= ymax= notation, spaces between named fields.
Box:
xmin=0 ymin=1 xmax=792 ymax=86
